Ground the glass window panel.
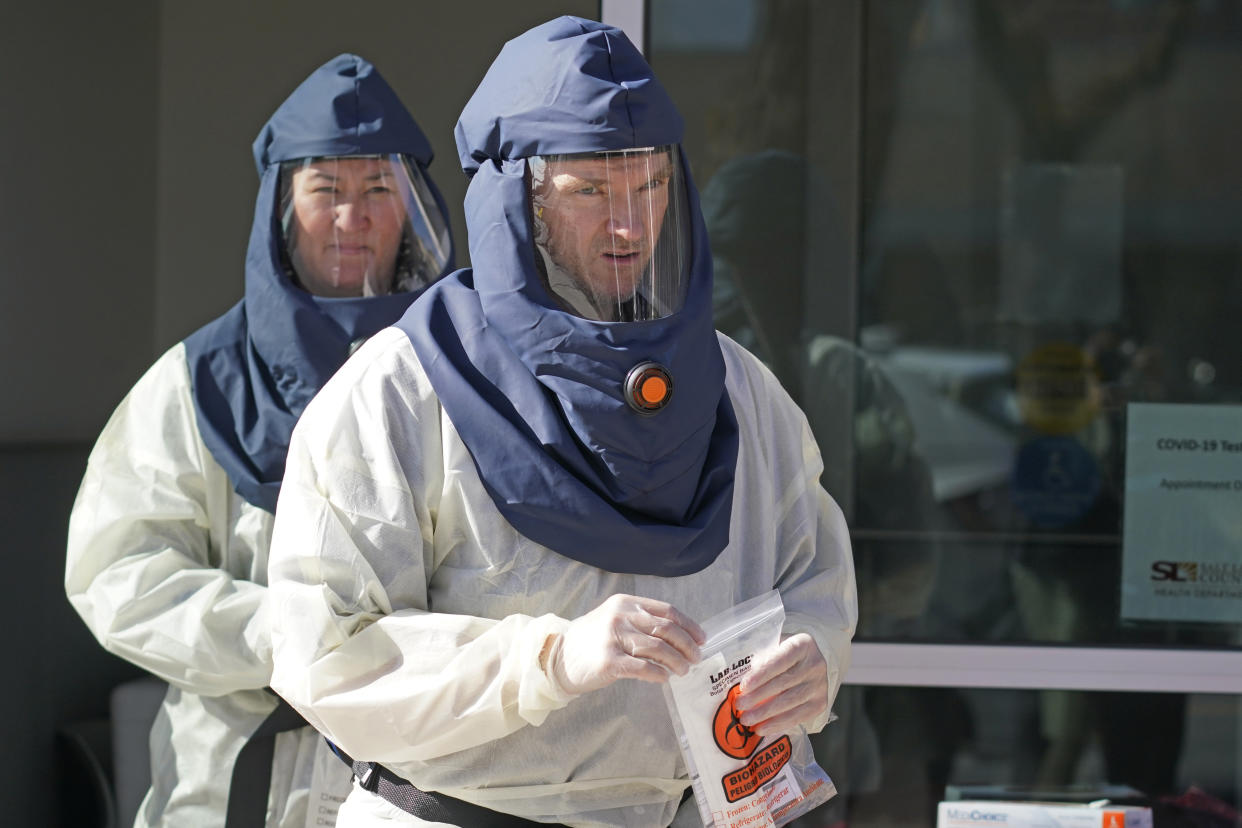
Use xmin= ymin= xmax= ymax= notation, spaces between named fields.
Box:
xmin=652 ymin=0 xmax=1242 ymax=650
xmin=650 ymin=2 xmax=1242 ymax=824
xmin=854 ymin=0 xmax=1242 ymax=648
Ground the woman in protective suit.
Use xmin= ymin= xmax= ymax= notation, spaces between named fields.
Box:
xmin=267 ymin=18 xmax=857 ymax=827
xmin=65 ymin=53 xmax=454 ymax=828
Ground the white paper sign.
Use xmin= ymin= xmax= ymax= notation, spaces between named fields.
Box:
xmin=1121 ymin=403 xmax=1242 ymax=622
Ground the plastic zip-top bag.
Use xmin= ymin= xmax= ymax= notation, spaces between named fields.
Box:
xmin=663 ymin=591 xmax=836 ymax=827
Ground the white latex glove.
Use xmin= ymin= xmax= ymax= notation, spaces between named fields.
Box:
xmin=545 ymin=594 xmax=705 ymax=696
xmin=733 ymin=633 xmax=829 ymax=737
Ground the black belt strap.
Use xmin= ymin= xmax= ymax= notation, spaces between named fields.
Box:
xmin=225 ymin=695 xmax=308 ymax=828
xmin=332 ymin=742 xmax=558 ymax=827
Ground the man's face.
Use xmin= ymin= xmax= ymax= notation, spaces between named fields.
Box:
xmin=286 ymin=157 xmax=407 ymax=297
xmin=537 ymin=151 xmax=673 ymax=308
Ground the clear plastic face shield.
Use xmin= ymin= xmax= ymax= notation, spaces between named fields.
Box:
xmin=279 ymin=154 xmax=452 ymax=298
xmin=529 ymin=146 xmax=690 ymax=322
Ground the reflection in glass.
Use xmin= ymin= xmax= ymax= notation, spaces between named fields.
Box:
xmin=651 ymin=0 xmax=1242 ymax=823
xmin=852 ymin=0 xmax=1242 ymax=650
xmin=657 ymin=0 xmax=1242 ymax=646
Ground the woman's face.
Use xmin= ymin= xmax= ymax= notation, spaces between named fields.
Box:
xmin=285 ymin=157 xmax=407 ymax=297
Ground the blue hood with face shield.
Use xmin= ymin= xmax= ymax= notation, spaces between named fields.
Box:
xmin=399 ymin=17 xmax=738 ymax=575
xmin=183 ymin=53 xmax=454 ymax=513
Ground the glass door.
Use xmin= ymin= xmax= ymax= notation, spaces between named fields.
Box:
xmin=606 ymin=0 xmax=1242 ymax=824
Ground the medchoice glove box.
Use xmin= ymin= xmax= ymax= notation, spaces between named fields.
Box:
xmin=937 ymin=800 xmax=1153 ymax=828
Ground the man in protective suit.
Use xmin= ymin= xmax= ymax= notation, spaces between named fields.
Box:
xmin=65 ymin=54 xmax=455 ymax=827
xmin=267 ymin=18 xmax=857 ymax=827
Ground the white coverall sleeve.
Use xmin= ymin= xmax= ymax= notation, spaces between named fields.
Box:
xmin=65 ymin=345 xmax=272 ymax=695
xmin=267 ymin=338 xmax=574 ymax=766
xmin=734 ymin=342 xmax=859 ymax=735
xmin=777 ymin=478 xmax=857 ymax=735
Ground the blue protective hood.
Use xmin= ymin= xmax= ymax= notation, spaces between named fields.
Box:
xmin=400 ymin=17 xmax=738 ymax=575
xmin=184 ymin=53 xmax=454 ymax=512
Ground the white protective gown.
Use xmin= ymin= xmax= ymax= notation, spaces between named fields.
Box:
xmin=268 ymin=328 xmax=859 ymax=827
xmin=66 ymin=343 xmax=353 ymax=828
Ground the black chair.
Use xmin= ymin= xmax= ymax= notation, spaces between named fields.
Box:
xmin=55 ymin=718 xmax=117 ymax=828
xmin=110 ymin=677 xmax=166 ymax=828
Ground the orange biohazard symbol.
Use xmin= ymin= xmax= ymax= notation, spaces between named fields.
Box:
xmin=713 ymin=684 xmax=761 ymax=759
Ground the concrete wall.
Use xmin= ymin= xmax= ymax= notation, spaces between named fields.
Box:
xmin=0 ymin=2 xmax=159 ymax=443
xmin=0 ymin=5 xmax=160 ymax=820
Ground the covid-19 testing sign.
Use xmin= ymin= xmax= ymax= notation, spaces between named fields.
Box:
xmin=1122 ymin=403 xmax=1242 ymax=622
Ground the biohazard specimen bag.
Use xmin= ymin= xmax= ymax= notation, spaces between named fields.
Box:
xmin=663 ymin=591 xmax=836 ymax=827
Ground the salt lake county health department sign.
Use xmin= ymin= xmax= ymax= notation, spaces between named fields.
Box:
xmin=1122 ymin=402 xmax=1242 ymax=623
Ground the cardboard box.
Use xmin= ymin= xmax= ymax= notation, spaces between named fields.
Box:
xmin=937 ymin=800 xmax=1153 ymax=828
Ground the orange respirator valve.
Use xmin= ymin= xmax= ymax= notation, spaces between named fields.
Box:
xmin=624 ymin=361 xmax=674 ymax=414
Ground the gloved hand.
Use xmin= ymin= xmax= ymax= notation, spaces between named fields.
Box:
xmin=546 ymin=594 xmax=705 ymax=696
xmin=733 ymin=633 xmax=829 ymax=737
